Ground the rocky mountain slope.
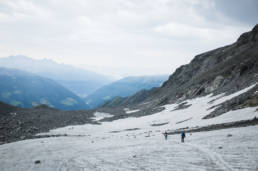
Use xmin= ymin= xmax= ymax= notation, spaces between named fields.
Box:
xmin=0 ymin=67 xmax=89 ymax=110
xmin=104 ymin=24 xmax=258 ymax=116
xmin=85 ymin=75 xmax=168 ymax=108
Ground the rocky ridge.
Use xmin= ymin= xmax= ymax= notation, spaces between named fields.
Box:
xmin=104 ymin=24 xmax=258 ymax=118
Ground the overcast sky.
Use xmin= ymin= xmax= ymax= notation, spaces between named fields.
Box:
xmin=0 ymin=0 xmax=257 ymax=77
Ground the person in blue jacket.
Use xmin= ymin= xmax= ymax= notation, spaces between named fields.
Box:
xmin=181 ymin=130 xmax=186 ymax=143
xmin=163 ymin=131 xmax=168 ymax=140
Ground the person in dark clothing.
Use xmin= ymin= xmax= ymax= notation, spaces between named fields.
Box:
xmin=181 ymin=130 xmax=185 ymax=143
xmin=163 ymin=131 xmax=168 ymax=140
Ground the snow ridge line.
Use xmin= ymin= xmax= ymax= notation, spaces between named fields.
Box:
xmin=185 ymin=143 xmax=236 ymax=171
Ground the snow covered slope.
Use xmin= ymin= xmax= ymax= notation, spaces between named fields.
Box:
xmin=0 ymin=83 xmax=257 ymax=171
xmin=39 ymin=82 xmax=258 ymax=136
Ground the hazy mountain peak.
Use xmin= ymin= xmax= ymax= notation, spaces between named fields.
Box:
xmin=85 ymin=74 xmax=169 ymax=108
xmin=0 ymin=67 xmax=89 ymax=110
xmin=0 ymin=55 xmax=114 ymax=97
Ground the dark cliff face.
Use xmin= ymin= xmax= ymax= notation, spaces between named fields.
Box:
xmin=148 ymin=24 xmax=258 ymax=105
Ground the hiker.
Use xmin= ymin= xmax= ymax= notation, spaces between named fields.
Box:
xmin=163 ymin=131 xmax=168 ymax=140
xmin=181 ymin=130 xmax=185 ymax=142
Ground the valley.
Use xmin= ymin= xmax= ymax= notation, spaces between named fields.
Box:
xmin=0 ymin=21 xmax=258 ymax=171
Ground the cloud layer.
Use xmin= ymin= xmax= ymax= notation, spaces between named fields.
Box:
xmin=0 ymin=0 xmax=257 ymax=76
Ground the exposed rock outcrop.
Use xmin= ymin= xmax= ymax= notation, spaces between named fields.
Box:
xmin=0 ymin=102 xmax=95 ymax=144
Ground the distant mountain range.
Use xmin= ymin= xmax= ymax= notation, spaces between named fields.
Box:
xmin=85 ymin=75 xmax=169 ymax=108
xmin=0 ymin=56 xmax=169 ymax=110
xmin=0 ymin=67 xmax=89 ymax=110
xmin=0 ymin=55 xmax=114 ymax=97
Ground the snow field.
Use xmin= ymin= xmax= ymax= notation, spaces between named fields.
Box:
xmin=0 ymin=83 xmax=258 ymax=170
xmin=0 ymin=126 xmax=258 ymax=170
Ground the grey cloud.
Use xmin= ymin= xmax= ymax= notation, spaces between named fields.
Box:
xmin=0 ymin=0 xmax=257 ymax=77
xmin=213 ymin=0 xmax=258 ymax=25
